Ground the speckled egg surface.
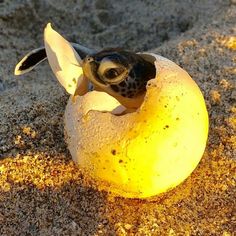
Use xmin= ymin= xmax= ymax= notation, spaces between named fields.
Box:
xmin=64 ymin=54 xmax=209 ymax=198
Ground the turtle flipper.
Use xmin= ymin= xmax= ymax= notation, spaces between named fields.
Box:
xmin=14 ymin=43 xmax=96 ymax=76
xmin=14 ymin=47 xmax=47 ymax=75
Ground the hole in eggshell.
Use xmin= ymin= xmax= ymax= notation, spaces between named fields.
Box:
xmin=110 ymin=54 xmax=158 ymax=116
xmin=80 ymin=53 xmax=158 ymax=117
xmin=109 ymin=54 xmax=158 ymax=116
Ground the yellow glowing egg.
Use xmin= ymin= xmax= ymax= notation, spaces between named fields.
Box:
xmin=45 ymin=24 xmax=209 ymax=198
xmin=64 ymin=55 xmax=209 ymax=198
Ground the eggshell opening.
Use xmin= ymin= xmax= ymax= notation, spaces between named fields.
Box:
xmin=65 ymin=53 xmax=209 ymax=198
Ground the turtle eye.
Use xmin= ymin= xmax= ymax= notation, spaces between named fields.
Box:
xmin=104 ymin=68 xmax=124 ymax=79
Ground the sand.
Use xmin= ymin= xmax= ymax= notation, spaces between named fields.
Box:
xmin=0 ymin=0 xmax=235 ymax=235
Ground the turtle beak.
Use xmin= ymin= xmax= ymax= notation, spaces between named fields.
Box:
xmin=82 ymin=56 xmax=106 ymax=86
xmin=82 ymin=56 xmax=96 ymax=78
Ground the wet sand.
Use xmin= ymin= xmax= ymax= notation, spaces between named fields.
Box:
xmin=0 ymin=0 xmax=235 ymax=235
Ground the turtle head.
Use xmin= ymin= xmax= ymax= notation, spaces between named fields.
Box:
xmin=82 ymin=48 xmax=130 ymax=86
xmin=82 ymin=48 xmax=156 ymax=107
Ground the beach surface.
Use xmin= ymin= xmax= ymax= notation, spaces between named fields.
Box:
xmin=0 ymin=0 xmax=235 ymax=235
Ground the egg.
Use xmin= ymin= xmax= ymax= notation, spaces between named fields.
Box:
xmin=45 ymin=24 xmax=209 ymax=198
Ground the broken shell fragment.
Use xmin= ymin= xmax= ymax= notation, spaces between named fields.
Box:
xmin=44 ymin=23 xmax=88 ymax=95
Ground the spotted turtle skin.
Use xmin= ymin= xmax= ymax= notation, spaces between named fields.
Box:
xmin=85 ymin=48 xmax=156 ymax=98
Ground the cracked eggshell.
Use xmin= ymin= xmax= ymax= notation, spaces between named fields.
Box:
xmin=65 ymin=53 xmax=209 ymax=199
xmin=44 ymin=23 xmax=88 ymax=95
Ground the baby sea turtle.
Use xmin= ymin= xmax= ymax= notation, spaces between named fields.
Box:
xmin=15 ymin=44 xmax=156 ymax=109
